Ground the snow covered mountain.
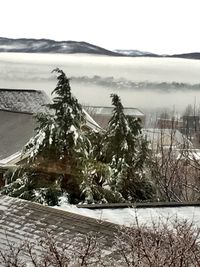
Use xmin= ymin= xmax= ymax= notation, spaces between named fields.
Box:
xmin=0 ymin=37 xmax=157 ymax=56
xmin=114 ymin=49 xmax=157 ymax=57
xmin=0 ymin=37 xmax=200 ymax=59
xmin=0 ymin=37 xmax=119 ymax=56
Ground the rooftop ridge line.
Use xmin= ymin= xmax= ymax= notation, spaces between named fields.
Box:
xmin=0 ymin=88 xmax=44 ymax=93
xmin=83 ymin=105 xmax=141 ymax=110
xmin=0 ymin=109 xmax=33 ymax=115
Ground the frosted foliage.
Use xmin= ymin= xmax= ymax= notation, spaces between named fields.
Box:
xmin=29 ymin=130 xmax=46 ymax=160
xmin=68 ymin=125 xmax=79 ymax=145
xmin=25 ymin=118 xmax=84 ymax=161
xmin=49 ymin=124 xmax=55 ymax=145
xmin=58 ymin=193 xmax=69 ymax=205
xmin=81 ymin=164 xmax=97 ymax=203
xmin=5 ymin=71 xmax=152 ymax=204
xmin=23 ymin=69 xmax=88 ymax=162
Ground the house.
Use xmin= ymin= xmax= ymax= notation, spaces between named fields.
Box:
xmin=180 ymin=116 xmax=200 ymax=147
xmin=1 ymin=195 xmax=200 ymax=266
xmin=0 ymin=195 xmax=116 ymax=259
xmin=84 ymin=105 xmax=145 ymax=128
xmin=181 ymin=115 xmax=200 ymax=134
xmin=0 ymin=88 xmax=101 ymax=180
xmin=157 ymin=117 xmax=183 ymax=129
xmin=143 ymin=128 xmax=192 ymax=150
xmin=0 ymin=89 xmax=49 ymax=169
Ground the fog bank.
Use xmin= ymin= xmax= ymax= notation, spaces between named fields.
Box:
xmin=0 ymin=53 xmax=200 ymax=112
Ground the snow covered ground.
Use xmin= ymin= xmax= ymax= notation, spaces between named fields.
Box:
xmin=55 ymin=203 xmax=200 ymax=227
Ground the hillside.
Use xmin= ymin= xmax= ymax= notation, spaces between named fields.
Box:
xmin=0 ymin=37 xmax=119 ymax=56
xmin=0 ymin=37 xmax=200 ymax=59
xmin=169 ymin=52 xmax=200 ymax=60
xmin=114 ymin=49 xmax=158 ymax=57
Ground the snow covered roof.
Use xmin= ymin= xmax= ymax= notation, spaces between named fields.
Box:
xmin=0 ymin=151 xmax=21 ymax=165
xmin=0 ymin=110 xmax=35 ymax=161
xmin=83 ymin=110 xmax=102 ymax=131
xmin=143 ymin=128 xmax=188 ymax=148
xmin=0 ymin=88 xmax=49 ymax=114
xmin=57 ymin=203 xmax=200 ymax=227
xmin=177 ymin=149 xmax=200 ymax=161
xmin=84 ymin=106 xmax=144 ymax=117
xmin=0 ymin=195 xmax=116 ymax=253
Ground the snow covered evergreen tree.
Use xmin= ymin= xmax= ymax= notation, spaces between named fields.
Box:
xmin=26 ymin=68 xmax=87 ymax=162
xmin=2 ymin=69 xmax=91 ymax=204
xmin=102 ymin=94 xmax=155 ymax=201
xmin=1 ymin=74 xmax=155 ymax=204
xmin=103 ymin=94 xmax=141 ymax=164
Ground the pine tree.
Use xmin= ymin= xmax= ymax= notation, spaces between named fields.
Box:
xmin=103 ymin=94 xmax=155 ymax=201
xmin=2 ymin=78 xmax=155 ymax=204
xmin=25 ymin=68 xmax=87 ymax=163
xmin=103 ymin=94 xmax=141 ymax=166
xmin=3 ymin=69 xmax=91 ymax=204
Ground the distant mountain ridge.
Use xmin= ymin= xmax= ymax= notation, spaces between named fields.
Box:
xmin=0 ymin=37 xmax=200 ymax=59
xmin=169 ymin=53 xmax=200 ymax=60
xmin=0 ymin=37 xmax=119 ymax=56
xmin=114 ymin=49 xmax=158 ymax=57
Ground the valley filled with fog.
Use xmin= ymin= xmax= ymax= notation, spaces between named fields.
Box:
xmin=1 ymin=52 xmax=200 ymax=114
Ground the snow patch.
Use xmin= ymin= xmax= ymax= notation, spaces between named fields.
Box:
xmin=0 ymin=151 xmax=21 ymax=165
xmin=54 ymin=204 xmax=200 ymax=227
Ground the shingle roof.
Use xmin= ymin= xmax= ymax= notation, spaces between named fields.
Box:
xmin=0 ymin=88 xmax=49 ymax=114
xmin=83 ymin=110 xmax=102 ymax=131
xmin=84 ymin=106 xmax=144 ymax=117
xmin=0 ymin=195 xmax=117 ymax=252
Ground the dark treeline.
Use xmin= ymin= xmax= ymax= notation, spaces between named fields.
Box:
xmin=71 ymin=75 xmax=200 ymax=91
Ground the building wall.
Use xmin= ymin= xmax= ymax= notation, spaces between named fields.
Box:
xmin=157 ymin=118 xmax=183 ymax=129
xmin=0 ymin=110 xmax=35 ymax=160
xmin=182 ymin=116 xmax=200 ymax=133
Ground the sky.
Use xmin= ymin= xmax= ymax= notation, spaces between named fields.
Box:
xmin=0 ymin=0 xmax=200 ymax=54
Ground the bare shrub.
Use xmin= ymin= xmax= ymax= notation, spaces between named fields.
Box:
xmin=0 ymin=231 xmax=104 ymax=267
xmin=148 ymin=127 xmax=200 ymax=202
xmin=1 ymin=218 xmax=200 ymax=267
xmin=112 ymin=218 xmax=200 ymax=266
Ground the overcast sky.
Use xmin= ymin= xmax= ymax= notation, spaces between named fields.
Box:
xmin=1 ymin=0 xmax=200 ymax=54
